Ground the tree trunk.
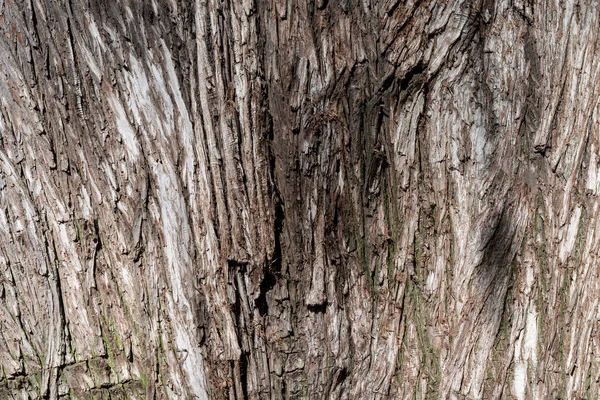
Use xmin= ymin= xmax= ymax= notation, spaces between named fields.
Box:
xmin=0 ymin=0 xmax=597 ymax=398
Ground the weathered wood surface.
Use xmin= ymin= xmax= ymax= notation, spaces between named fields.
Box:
xmin=0 ymin=0 xmax=598 ymax=398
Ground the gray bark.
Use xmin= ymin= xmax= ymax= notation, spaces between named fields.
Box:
xmin=0 ymin=0 xmax=597 ymax=399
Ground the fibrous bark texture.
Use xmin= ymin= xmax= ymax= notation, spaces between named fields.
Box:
xmin=0 ymin=0 xmax=598 ymax=398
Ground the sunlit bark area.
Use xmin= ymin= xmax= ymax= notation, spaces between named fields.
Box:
xmin=1 ymin=0 xmax=599 ymax=399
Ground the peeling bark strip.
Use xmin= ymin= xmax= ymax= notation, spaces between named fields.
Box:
xmin=0 ymin=0 xmax=599 ymax=398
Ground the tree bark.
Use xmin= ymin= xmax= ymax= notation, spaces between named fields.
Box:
xmin=0 ymin=0 xmax=597 ymax=399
